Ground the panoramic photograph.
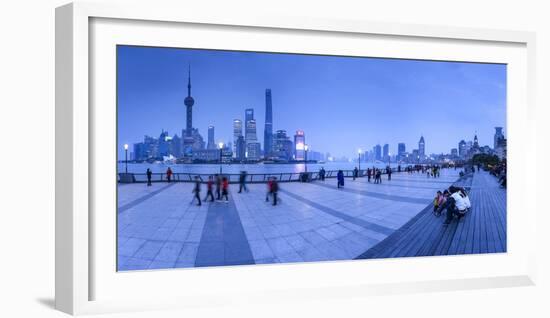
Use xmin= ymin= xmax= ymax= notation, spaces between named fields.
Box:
xmin=116 ymin=45 xmax=507 ymax=271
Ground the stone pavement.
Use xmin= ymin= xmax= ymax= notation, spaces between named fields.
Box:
xmin=117 ymin=169 xmax=462 ymax=271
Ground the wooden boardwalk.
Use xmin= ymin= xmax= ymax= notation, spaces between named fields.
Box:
xmin=356 ymin=171 xmax=507 ymax=259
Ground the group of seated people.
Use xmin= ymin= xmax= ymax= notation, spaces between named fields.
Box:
xmin=433 ymin=186 xmax=471 ymax=225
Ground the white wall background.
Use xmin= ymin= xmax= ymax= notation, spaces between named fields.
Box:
xmin=0 ymin=0 xmax=548 ymax=317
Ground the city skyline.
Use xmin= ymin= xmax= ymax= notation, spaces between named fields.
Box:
xmin=117 ymin=45 xmax=507 ymax=159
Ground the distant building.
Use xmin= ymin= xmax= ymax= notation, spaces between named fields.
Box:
xmin=246 ymin=142 xmax=261 ymax=161
xmin=458 ymin=140 xmax=467 ymax=158
xmin=245 ymin=108 xmax=257 ymax=143
xmin=451 ymin=148 xmax=458 ymax=157
xmin=233 ymin=119 xmax=243 ymax=158
xmin=495 ymin=137 xmax=507 ymax=160
xmin=294 ymin=130 xmax=306 ymax=161
xmin=418 ymin=136 xmax=425 ymax=158
xmin=235 ymin=136 xmax=246 ymax=161
xmin=412 ymin=149 xmax=420 ymax=162
xmin=274 ymin=130 xmax=294 ymax=161
xmin=244 ymin=109 xmax=259 ymax=160
xmin=207 ymin=125 xmax=216 ymax=149
xmin=397 ymin=143 xmax=406 ymax=161
xmin=383 ymin=144 xmax=389 ymax=162
xmin=263 ymin=89 xmax=273 ymax=158
xmin=374 ymin=144 xmax=382 ymax=161
xmin=192 ymin=149 xmax=220 ymax=162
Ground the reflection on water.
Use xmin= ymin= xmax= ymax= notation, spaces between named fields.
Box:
xmin=117 ymin=162 xmax=405 ymax=174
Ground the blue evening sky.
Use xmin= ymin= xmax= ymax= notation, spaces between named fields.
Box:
xmin=117 ymin=45 xmax=506 ymax=159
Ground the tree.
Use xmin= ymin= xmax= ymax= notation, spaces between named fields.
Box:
xmin=471 ymin=153 xmax=500 ymax=168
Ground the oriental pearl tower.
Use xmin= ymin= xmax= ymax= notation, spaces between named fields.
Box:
xmin=184 ymin=65 xmax=195 ymax=137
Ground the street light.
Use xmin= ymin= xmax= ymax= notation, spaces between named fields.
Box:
xmin=304 ymin=144 xmax=309 ymax=173
xmin=218 ymin=142 xmax=224 ymax=174
xmin=123 ymin=143 xmax=129 ymax=174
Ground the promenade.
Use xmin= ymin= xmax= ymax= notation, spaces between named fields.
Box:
xmin=117 ymin=169 xmax=506 ymax=271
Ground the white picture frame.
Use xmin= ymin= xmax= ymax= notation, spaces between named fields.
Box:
xmin=55 ymin=1 xmax=537 ymax=315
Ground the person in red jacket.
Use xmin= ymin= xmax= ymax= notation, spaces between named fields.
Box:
xmin=221 ymin=176 xmax=229 ymax=202
xmin=266 ymin=177 xmax=273 ymax=202
xmin=204 ymin=175 xmax=214 ymax=202
xmin=166 ymin=167 xmax=173 ymax=183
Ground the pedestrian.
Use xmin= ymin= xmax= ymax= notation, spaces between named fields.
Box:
xmin=376 ymin=169 xmax=382 ymax=184
xmin=215 ymin=174 xmax=221 ymax=200
xmin=387 ymin=166 xmax=392 ymax=181
xmin=204 ymin=175 xmax=215 ymax=202
xmin=353 ymin=167 xmax=358 ymax=180
xmin=238 ymin=171 xmax=248 ymax=193
xmin=271 ymin=177 xmax=279 ymax=206
xmin=319 ymin=167 xmax=326 ymax=181
xmin=221 ymin=176 xmax=229 ymax=202
xmin=367 ymin=168 xmax=372 ymax=182
xmin=146 ymin=168 xmax=152 ymax=186
xmin=192 ymin=176 xmax=201 ymax=206
xmin=337 ymin=170 xmax=344 ymax=188
xmin=166 ymin=167 xmax=173 ymax=183
xmin=433 ymin=190 xmax=445 ymax=215
xmin=266 ymin=177 xmax=273 ymax=202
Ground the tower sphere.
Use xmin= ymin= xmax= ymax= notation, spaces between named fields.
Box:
xmin=184 ymin=96 xmax=194 ymax=107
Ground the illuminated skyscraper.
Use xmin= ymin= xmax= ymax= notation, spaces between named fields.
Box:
xmin=263 ymin=89 xmax=273 ymax=158
xmin=233 ymin=119 xmax=243 ymax=158
xmin=245 ymin=108 xmax=257 ymax=143
xmin=294 ymin=130 xmax=305 ymax=161
xmin=207 ymin=125 xmax=215 ymax=149
xmin=383 ymin=144 xmax=389 ymax=161
xmin=458 ymin=140 xmax=467 ymax=158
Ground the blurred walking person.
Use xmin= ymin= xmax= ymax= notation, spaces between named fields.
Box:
xmin=191 ymin=176 xmax=201 ymax=206
xmin=146 ymin=168 xmax=152 ymax=186
xmin=337 ymin=170 xmax=345 ymax=188
xmin=204 ymin=175 xmax=215 ymax=202
xmin=238 ymin=171 xmax=249 ymax=193
xmin=271 ymin=177 xmax=279 ymax=206
xmin=221 ymin=176 xmax=229 ymax=202
xmin=166 ymin=167 xmax=173 ymax=183
xmin=266 ymin=177 xmax=273 ymax=202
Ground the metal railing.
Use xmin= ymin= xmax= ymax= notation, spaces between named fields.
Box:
xmin=118 ymin=167 xmax=415 ymax=184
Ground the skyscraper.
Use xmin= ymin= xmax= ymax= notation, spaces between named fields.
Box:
xmin=458 ymin=140 xmax=467 ymax=158
xmin=235 ymin=136 xmax=246 ymax=161
xmin=233 ymin=119 xmax=243 ymax=158
xmin=207 ymin=125 xmax=215 ymax=149
xmin=374 ymin=144 xmax=382 ymax=161
xmin=418 ymin=136 xmax=425 ymax=157
xmin=383 ymin=144 xmax=389 ymax=161
xmin=494 ymin=127 xmax=504 ymax=149
xmin=263 ymin=89 xmax=273 ymax=158
xmin=244 ymin=108 xmax=257 ymax=143
xmin=274 ymin=130 xmax=294 ymax=161
xmin=294 ymin=130 xmax=305 ymax=161
xmin=397 ymin=143 xmax=406 ymax=160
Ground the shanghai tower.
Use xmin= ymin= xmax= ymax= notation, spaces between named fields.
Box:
xmin=263 ymin=89 xmax=273 ymax=158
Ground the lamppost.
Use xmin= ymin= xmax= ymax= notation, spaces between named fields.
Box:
xmin=218 ymin=142 xmax=224 ymax=174
xmin=304 ymin=144 xmax=309 ymax=173
xmin=124 ymin=144 xmax=129 ymax=174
